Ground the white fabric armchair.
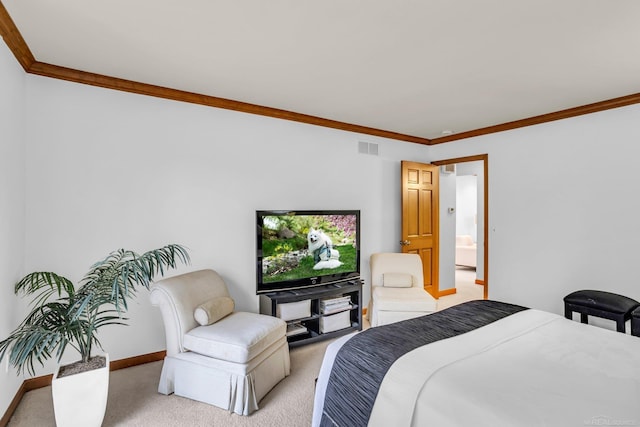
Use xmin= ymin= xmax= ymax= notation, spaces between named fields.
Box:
xmin=150 ymin=269 xmax=290 ymax=415
xmin=367 ymin=253 xmax=437 ymax=327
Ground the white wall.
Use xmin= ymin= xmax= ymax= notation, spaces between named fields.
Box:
xmin=456 ymin=175 xmax=477 ymax=239
xmin=455 ymin=160 xmax=485 ymax=281
xmin=438 ymin=169 xmax=456 ymax=290
xmin=429 ymin=104 xmax=640 ymax=321
xmin=0 ymin=42 xmax=27 ymax=417
xmin=22 ymin=75 xmax=430 ymax=375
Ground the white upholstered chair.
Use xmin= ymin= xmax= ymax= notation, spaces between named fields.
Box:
xmin=455 ymin=234 xmax=477 ymax=267
xmin=368 ymin=253 xmax=437 ymax=327
xmin=149 ymin=269 xmax=290 ymax=415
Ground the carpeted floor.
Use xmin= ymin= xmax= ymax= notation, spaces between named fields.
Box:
xmin=8 ymin=272 xmax=482 ymax=426
xmin=8 ymin=338 xmax=332 ymax=427
xmin=437 ymin=266 xmax=484 ymax=311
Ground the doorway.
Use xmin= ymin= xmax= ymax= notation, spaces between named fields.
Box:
xmin=433 ymin=155 xmax=488 ymax=300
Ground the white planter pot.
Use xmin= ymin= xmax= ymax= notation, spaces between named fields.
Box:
xmin=51 ymin=353 xmax=110 ymax=427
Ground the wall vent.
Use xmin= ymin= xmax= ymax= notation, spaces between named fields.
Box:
xmin=358 ymin=141 xmax=379 ymax=156
xmin=440 ymin=164 xmax=456 ymax=174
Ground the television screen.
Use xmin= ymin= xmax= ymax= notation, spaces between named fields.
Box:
xmin=256 ymin=210 xmax=360 ymax=294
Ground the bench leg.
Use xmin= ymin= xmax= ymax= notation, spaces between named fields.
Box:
xmin=615 ymin=318 xmax=626 ymax=333
xmin=632 ymin=320 xmax=640 ymax=337
xmin=580 ymin=313 xmax=588 ymax=324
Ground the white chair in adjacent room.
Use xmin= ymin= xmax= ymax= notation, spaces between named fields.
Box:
xmin=455 ymin=234 xmax=477 ymax=268
xmin=368 ymin=252 xmax=437 ymax=327
xmin=149 ymin=269 xmax=290 ymax=415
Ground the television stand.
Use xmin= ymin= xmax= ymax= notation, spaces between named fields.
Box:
xmin=259 ymin=278 xmax=363 ymax=347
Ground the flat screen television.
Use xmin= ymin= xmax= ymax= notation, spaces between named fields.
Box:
xmin=256 ymin=210 xmax=360 ymax=294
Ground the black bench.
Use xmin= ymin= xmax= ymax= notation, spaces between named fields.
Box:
xmin=563 ymin=290 xmax=639 ymax=333
xmin=632 ymin=306 xmax=640 ymax=337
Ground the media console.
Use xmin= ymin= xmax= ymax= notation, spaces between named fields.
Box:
xmin=259 ymin=278 xmax=363 ymax=347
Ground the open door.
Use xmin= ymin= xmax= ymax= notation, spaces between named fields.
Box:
xmin=401 ymin=161 xmax=439 ymax=298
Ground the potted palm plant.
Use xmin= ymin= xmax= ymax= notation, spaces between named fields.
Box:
xmin=0 ymin=244 xmax=190 ymax=427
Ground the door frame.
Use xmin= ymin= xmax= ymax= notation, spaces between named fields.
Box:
xmin=432 ymin=154 xmax=489 ymax=299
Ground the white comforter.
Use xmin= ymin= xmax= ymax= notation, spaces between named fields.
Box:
xmin=313 ymin=309 xmax=640 ymax=427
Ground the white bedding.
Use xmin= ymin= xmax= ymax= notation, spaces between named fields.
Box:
xmin=313 ymin=309 xmax=640 ymax=427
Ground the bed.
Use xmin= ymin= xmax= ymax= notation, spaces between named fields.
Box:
xmin=312 ymin=300 xmax=640 ymax=427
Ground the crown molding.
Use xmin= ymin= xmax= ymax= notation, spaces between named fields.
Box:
xmin=2 ymin=2 xmax=640 ymax=146
xmin=26 ymin=61 xmax=431 ymax=145
xmin=428 ymin=92 xmax=640 ymax=145
xmin=0 ymin=0 xmax=430 ymax=146
xmin=0 ymin=1 xmax=35 ymax=71
xmin=28 ymin=60 xmax=430 ymax=144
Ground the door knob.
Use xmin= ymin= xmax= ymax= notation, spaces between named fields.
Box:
xmin=400 ymin=240 xmax=410 ymax=246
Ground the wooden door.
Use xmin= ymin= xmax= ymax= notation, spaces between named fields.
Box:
xmin=401 ymin=161 xmax=439 ymax=297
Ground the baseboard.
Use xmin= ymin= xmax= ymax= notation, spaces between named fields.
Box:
xmin=110 ymin=350 xmax=166 ymax=371
xmin=475 ymin=279 xmax=486 ymax=286
xmin=0 ymin=350 xmax=166 ymax=427
xmin=0 ymin=382 xmax=27 ymax=427
xmin=439 ymin=288 xmax=457 ymax=297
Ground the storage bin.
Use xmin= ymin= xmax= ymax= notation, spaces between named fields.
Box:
xmin=276 ymin=299 xmax=311 ymax=321
xmin=320 ymin=310 xmax=350 ymax=333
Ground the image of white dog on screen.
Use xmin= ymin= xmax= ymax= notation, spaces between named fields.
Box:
xmin=307 ymin=228 xmax=342 ymax=270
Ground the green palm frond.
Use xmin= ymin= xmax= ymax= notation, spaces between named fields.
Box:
xmin=76 ymin=244 xmax=190 ymax=314
xmin=0 ymin=301 xmax=73 ymax=376
xmin=0 ymin=325 xmax=63 ymax=376
xmin=14 ymin=272 xmax=75 ymax=309
xmin=0 ymin=244 xmax=190 ymax=374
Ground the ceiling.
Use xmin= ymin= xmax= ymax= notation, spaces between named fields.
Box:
xmin=3 ymin=0 xmax=640 ymax=143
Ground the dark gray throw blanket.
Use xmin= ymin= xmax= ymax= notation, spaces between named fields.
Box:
xmin=320 ymin=300 xmax=527 ymax=427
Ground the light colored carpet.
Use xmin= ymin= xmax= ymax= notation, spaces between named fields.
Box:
xmin=8 ymin=338 xmax=332 ymax=427
xmin=437 ymin=266 xmax=485 ymax=311
xmin=9 ymin=274 xmax=482 ymax=427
